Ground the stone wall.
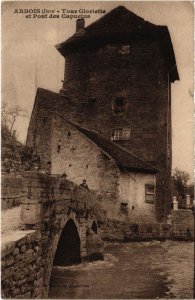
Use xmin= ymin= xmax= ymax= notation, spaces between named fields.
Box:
xmin=1 ymin=172 xmax=105 ymax=299
xmin=99 ymin=214 xmax=194 ymax=242
xmin=1 ymin=207 xmax=22 ymax=233
xmin=171 ymin=209 xmax=194 ymax=240
xmin=63 ymin=41 xmax=168 ymax=163
xmin=2 ymin=230 xmax=43 ymax=299
xmin=118 ymin=170 xmax=156 ymax=222
xmin=45 ymin=115 xmax=156 ymax=222
xmin=1 ymin=174 xmax=23 ymax=210
xmin=27 ymin=36 xmax=173 ymax=221
xmin=26 ymin=104 xmax=53 ymax=172
xmin=2 ymin=172 xmax=193 ymax=298
xmin=50 ymin=116 xmax=120 ymax=220
xmin=1 ymin=174 xmax=24 ymax=233
xmin=99 ymin=220 xmax=172 ymax=242
xmin=62 ymin=41 xmax=172 ymax=221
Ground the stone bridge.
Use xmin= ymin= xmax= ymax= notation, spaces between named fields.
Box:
xmin=1 ymin=172 xmax=105 ymax=298
xmin=1 ymin=172 xmax=194 ymax=299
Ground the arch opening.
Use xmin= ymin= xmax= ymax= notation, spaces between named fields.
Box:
xmin=53 ymin=219 xmax=81 ymax=266
xmin=91 ymin=221 xmax=97 ymax=234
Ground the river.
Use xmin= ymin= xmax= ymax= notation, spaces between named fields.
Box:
xmin=49 ymin=240 xmax=194 ymax=299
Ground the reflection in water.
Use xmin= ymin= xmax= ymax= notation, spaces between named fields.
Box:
xmin=49 ymin=240 xmax=194 ymax=299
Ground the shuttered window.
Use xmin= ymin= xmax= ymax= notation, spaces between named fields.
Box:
xmin=112 ymin=128 xmax=131 ymax=141
xmin=145 ymin=184 xmax=155 ymax=203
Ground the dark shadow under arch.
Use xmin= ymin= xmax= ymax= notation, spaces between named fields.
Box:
xmin=91 ymin=221 xmax=97 ymax=234
xmin=53 ymin=219 xmax=81 ymax=266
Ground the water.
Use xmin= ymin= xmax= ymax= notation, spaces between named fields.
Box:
xmin=49 ymin=240 xmax=194 ymax=299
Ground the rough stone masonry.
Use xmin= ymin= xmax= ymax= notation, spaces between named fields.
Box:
xmin=27 ymin=6 xmax=180 ymax=221
xmin=3 ymin=6 xmax=195 ymax=300
xmin=2 ymin=171 xmax=194 ymax=299
xmin=1 ymin=171 xmax=105 ymax=298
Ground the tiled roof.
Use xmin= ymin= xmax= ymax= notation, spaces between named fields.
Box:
xmin=56 ymin=6 xmax=179 ymax=82
xmin=29 ymin=90 xmax=157 ymax=173
xmin=72 ymin=122 xmax=158 ymax=174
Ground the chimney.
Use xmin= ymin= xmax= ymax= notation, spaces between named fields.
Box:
xmin=76 ymin=18 xmax=85 ymax=33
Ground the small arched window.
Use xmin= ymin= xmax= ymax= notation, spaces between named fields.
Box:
xmin=112 ymin=97 xmax=127 ymax=113
xmin=57 ymin=140 xmax=61 ymax=153
xmin=91 ymin=222 xmax=98 ymax=234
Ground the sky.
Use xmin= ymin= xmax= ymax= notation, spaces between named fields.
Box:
xmin=2 ymin=1 xmax=194 ymax=180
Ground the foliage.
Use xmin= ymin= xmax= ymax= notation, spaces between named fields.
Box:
xmin=187 ymin=183 xmax=194 ymax=199
xmin=1 ymin=101 xmax=28 ymax=139
xmin=171 ymin=168 xmax=190 ymax=200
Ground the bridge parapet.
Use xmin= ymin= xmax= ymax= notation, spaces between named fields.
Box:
xmin=19 ymin=171 xmax=105 ymax=228
xmin=2 ymin=174 xmax=24 ymax=210
xmin=2 ymin=171 xmax=105 ymax=227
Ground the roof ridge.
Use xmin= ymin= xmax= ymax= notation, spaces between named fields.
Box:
xmin=37 ymin=87 xmax=59 ymax=97
xmin=73 ymin=123 xmax=157 ymax=171
xmin=46 ymin=111 xmax=158 ymax=173
xmin=55 ymin=6 xmax=179 ymax=82
xmin=85 ymin=6 xmax=146 ymax=32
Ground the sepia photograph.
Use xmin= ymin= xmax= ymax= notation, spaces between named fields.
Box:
xmin=1 ymin=1 xmax=194 ymax=299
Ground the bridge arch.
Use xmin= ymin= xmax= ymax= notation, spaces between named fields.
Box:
xmin=53 ymin=219 xmax=81 ymax=266
xmin=47 ymin=211 xmax=102 ymax=297
xmin=52 ymin=211 xmax=84 ymax=266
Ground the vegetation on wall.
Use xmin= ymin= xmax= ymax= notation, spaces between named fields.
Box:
xmin=171 ymin=168 xmax=193 ymax=207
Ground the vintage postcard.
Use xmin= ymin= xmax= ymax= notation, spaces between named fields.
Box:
xmin=1 ymin=1 xmax=194 ymax=299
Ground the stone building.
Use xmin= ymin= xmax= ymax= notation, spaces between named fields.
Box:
xmin=27 ymin=6 xmax=179 ymax=221
xmin=28 ymin=109 xmax=157 ymax=221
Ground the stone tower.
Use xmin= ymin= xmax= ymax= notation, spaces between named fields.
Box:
xmin=55 ymin=6 xmax=179 ymax=220
xmin=27 ymin=6 xmax=179 ymax=221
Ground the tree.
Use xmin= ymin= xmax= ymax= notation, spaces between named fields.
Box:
xmin=1 ymin=101 xmax=28 ymax=138
xmin=171 ymin=168 xmax=190 ymax=200
xmin=187 ymin=183 xmax=194 ymax=199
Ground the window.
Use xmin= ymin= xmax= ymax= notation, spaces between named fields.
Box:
xmin=83 ymin=103 xmax=92 ymax=115
xmin=145 ymin=184 xmax=155 ymax=203
xmin=120 ymin=203 xmax=128 ymax=213
xmin=57 ymin=140 xmax=61 ymax=153
xmin=112 ymin=128 xmax=131 ymax=141
xmin=118 ymin=45 xmax=130 ymax=54
xmin=81 ymin=99 xmax=96 ymax=117
xmin=112 ymin=97 xmax=127 ymax=113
